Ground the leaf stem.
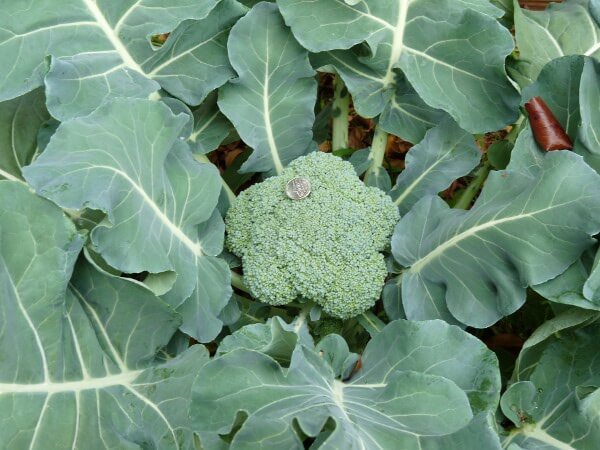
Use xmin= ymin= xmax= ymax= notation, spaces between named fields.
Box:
xmin=0 ymin=168 xmax=26 ymax=184
xmin=331 ymin=76 xmax=350 ymax=151
xmin=293 ymin=302 xmax=313 ymax=334
xmin=507 ymin=114 xmax=525 ymax=144
xmin=454 ymin=162 xmax=491 ymax=210
xmin=364 ymin=125 xmax=388 ymax=185
xmin=358 ymin=311 xmax=386 ymax=336
xmin=230 ymin=271 xmax=251 ymax=294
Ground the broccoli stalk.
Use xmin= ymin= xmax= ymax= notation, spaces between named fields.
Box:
xmin=225 ymin=152 xmax=399 ymax=319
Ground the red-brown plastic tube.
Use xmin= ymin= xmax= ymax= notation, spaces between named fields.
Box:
xmin=524 ymin=96 xmax=573 ymax=151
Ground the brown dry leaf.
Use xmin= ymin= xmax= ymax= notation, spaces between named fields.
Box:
xmin=224 ymin=148 xmax=243 ymax=168
xmin=348 ymin=116 xmax=374 ymax=149
xmin=386 ymin=135 xmax=412 ymax=171
xmin=319 ymin=141 xmax=332 ymax=152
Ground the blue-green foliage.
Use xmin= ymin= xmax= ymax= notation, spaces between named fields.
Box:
xmin=226 ymin=152 xmax=399 ymax=318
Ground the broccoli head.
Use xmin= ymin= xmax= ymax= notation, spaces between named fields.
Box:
xmin=225 ymin=152 xmax=399 ymax=319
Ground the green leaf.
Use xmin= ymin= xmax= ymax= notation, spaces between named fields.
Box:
xmin=356 ymin=311 xmax=385 ymax=337
xmin=512 ymin=0 xmax=600 ymax=86
xmin=0 ymin=89 xmax=49 ymax=182
xmin=218 ymin=3 xmax=317 ymax=174
xmin=140 ymin=0 xmax=247 ymax=106
xmin=389 ymin=117 xmax=481 ymax=215
xmin=516 ymin=308 xmax=600 ymax=357
xmin=0 ymin=0 xmax=232 ymax=119
xmin=0 ymin=182 xmax=208 ymax=449
xmin=521 ymin=55 xmax=585 ymax=138
xmin=279 ymin=0 xmax=502 ymax=51
xmin=191 ymin=320 xmax=499 ymax=449
xmin=577 ymin=57 xmax=600 ymax=162
xmin=379 ymin=72 xmax=450 ymax=144
xmin=533 ymin=245 xmax=600 ymax=311
xmin=490 ymin=0 xmax=513 ymax=17
xmin=315 ymin=334 xmax=360 ymax=380
xmin=487 ymin=140 xmax=513 ymax=170
xmin=382 ymin=275 xmax=405 ymax=320
xmin=519 ymin=56 xmax=600 ymax=174
xmin=23 ymin=98 xmax=231 ymax=342
xmin=423 ymin=413 xmax=502 ymax=450
xmin=189 ymin=91 xmax=234 ymax=155
xmin=392 ymin=129 xmax=600 ymax=328
xmin=280 ymin=0 xmax=519 ymax=133
xmin=502 ymin=318 xmax=600 ymax=449
xmin=348 ymin=147 xmax=371 ymax=175
xmin=583 ymin=245 xmax=600 ymax=303
xmin=217 ymin=316 xmax=313 ymax=364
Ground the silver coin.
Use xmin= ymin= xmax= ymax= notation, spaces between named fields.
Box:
xmin=285 ymin=177 xmax=311 ymax=200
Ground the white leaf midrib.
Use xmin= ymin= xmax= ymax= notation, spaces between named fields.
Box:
xmin=3 ymin=263 xmax=50 ymax=381
xmin=3 ymin=2 xmax=199 ymax=87
xmin=382 ymin=0 xmax=410 ymax=86
xmin=339 ymin=1 xmax=502 ymax=90
xmin=70 ymin=283 xmax=128 ymax=371
xmin=393 ymin=144 xmax=458 ymax=207
xmin=0 ymin=370 xmax=143 ymax=394
xmin=585 ymin=41 xmax=600 ymax=56
xmin=389 ymin=95 xmax=437 ymax=125
xmin=66 ymin=164 xmax=203 ymax=257
xmin=81 ymin=0 xmax=145 ymax=75
xmin=263 ymin=26 xmax=284 ymax=174
xmin=147 ymin=28 xmax=229 ymax=76
xmin=504 ymin=424 xmax=577 ymax=450
xmin=189 ymin=110 xmax=221 ymax=143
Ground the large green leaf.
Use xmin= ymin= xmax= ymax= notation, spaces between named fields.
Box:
xmin=279 ymin=0 xmax=519 ymax=133
xmin=389 ymin=117 xmax=481 ymax=215
xmin=0 ymin=88 xmax=49 ymax=182
xmin=0 ymin=181 xmax=208 ymax=449
xmin=188 ymin=91 xmax=234 ymax=155
xmin=0 ymin=0 xmax=238 ymax=119
xmin=191 ymin=320 xmax=500 ymax=449
xmin=218 ymin=3 xmax=316 ymax=174
xmin=501 ymin=317 xmax=600 ymax=449
xmin=512 ymin=0 xmax=600 ymax=86
xmin=23 ymin=98 xmax=231 ymax=342
xmin=392 ymin=129 xmax=600 ymax=328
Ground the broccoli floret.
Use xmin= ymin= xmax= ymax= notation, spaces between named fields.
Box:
xmin=225 ymin=152 xmax=399 ymax=319
xmin=313 ymin=317 xmax=345 ymax=339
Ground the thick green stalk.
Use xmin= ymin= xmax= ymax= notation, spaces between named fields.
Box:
xmin=230 ymin=271 xmax=250 ymax=294
xmin=454 ymin=162 xmax=491 ymax=210
xmin=364 ymin=125 xmax=388 ymax=185
xmin=507 ymin=114 xmax=525 ymax=144
xmin=331 ymin=76 xmax=350 ymax=151
xmin=293 ymin=302 xmax=314 ymax=334
xmin=454 ymin=115 xmax=524 ymax=210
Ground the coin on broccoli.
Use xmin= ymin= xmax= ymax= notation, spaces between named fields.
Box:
xmin=225 ymin=152 xmax=400 ymax=319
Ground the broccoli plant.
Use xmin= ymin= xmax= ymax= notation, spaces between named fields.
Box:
xmin=226 ymin=151 xmax=399 ymax=318
xmin=1 ymin=0 xmax=600 ymax=449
